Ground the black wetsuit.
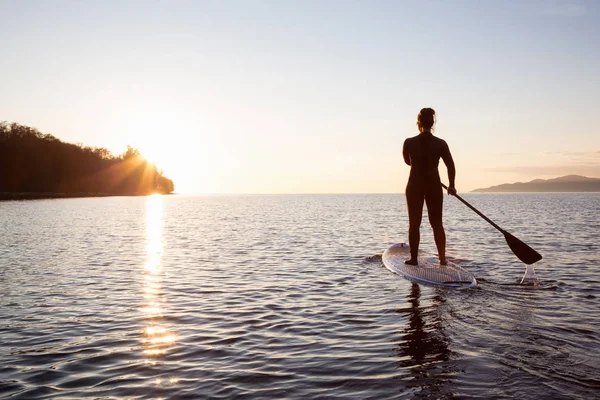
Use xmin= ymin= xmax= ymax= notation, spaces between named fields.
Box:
xmin=402 ymin=131 xmax=455 ymax=261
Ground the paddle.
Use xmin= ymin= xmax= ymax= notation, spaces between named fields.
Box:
xmin=441 ymin=183 xmax=542 ymax=265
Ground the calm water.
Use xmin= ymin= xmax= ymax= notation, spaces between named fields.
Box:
xmin=0 ymin=193 xmax=599 ymax=399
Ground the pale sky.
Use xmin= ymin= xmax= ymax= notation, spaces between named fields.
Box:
xmin=1 ymin=0 xmax=599 ymax=193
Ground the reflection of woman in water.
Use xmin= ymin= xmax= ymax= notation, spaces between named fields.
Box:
xmin=403 ymin=108 xmax=456 ymax=265
xmin=397 ymin=284 xmax=450 ymax=364
xmin=396 ymin=284 xmax=452 ymax=397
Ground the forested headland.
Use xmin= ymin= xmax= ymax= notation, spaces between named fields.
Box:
xmin=0 ymin=122 xmax=174 ymax=199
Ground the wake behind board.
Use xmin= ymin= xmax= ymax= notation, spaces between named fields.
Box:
xmin=382 ymin=243 xmax=477 ymax=288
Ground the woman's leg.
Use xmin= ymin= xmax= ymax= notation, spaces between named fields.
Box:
xmin=425 ymin=185 xmax=446 ymax=264
xmin=406 ymin=183 xmax=425 ymax=264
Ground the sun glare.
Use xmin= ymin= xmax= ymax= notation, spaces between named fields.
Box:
xmin=123 ymin=109 xmax=226 ymax=193
xmin=139 ymin=144 xmax=165 ymax=168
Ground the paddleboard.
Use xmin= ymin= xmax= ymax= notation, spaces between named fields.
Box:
xmin=382 ymin=243 xmax=477 ymax=288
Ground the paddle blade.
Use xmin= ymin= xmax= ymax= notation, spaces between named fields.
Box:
xmin=503 ymin=231 xmax=542 ymax=264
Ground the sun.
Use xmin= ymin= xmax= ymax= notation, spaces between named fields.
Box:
xmin=138 ymin=143 xmax=164 ymax=168
xmin=124 ymin=109 xmax=224 ymax=193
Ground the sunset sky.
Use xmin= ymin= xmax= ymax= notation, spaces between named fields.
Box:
xmin=1 ymin=0 xmax=599 ymax=193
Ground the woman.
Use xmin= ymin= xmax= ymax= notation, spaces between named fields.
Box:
xmin=402 ymin=108 xmax=456 ymax=265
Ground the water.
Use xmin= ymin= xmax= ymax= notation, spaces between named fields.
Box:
xmin=0 ymin=193 xmax=598 ymax=399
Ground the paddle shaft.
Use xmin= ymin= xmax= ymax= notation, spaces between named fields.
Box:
xmin=441 ymin=183 xmax=542 ymax=264
xmin=441 ymin=183 xmax=504 ymax=234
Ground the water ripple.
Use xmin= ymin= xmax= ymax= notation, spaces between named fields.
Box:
xmin=0 ymin=194 xmax=599 ymax=399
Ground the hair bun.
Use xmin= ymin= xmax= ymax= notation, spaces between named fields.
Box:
xmin=417 ymin=108 xmax=436 ymax=131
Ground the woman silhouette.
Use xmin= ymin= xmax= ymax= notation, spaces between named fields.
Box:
xmin=403 ymin=108 xmax=456 ymax=265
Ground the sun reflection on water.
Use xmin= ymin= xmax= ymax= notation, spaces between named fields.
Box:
xmin=142 ymin=194 xmax=178 ymax=385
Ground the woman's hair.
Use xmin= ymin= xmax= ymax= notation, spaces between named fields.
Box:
xmin=417 ymin=108 xmax=436 ymax=132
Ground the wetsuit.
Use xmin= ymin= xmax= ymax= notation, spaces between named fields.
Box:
xmin=402 ymin=131 xmax=455 ymax=262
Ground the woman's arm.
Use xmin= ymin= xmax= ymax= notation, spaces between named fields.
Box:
xmin=402 ymin=139 xmax=411 ymax=166
xmin=441 ymin=141 xmax=456 ymax=194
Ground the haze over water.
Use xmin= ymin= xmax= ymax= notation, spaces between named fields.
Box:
xmin=1 ymin=193 xmax=598 ymax=399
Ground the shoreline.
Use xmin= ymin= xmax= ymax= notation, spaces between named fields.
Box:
xmin=0 ymin=192 xmax=173 ymax=201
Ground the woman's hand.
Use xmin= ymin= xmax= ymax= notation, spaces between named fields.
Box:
xmin=448 ymin=186 xmax=457 ymax=196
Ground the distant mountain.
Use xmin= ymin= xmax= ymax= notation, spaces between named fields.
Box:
xmin=472 ymin=175 xmax=600 ymax=192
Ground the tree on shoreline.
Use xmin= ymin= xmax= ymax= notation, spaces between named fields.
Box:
xmin=0 ymin=122 xmax=174 ymax=195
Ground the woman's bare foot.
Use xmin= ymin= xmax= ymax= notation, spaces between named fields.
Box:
xmin=405 ymin=259 xmax=418 ymax=266
xmin=439 ymin=258 xmax=447 ymax=265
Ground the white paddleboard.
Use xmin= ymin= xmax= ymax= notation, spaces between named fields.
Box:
xmin=382 ymin=243 xmax=476 ymax=288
